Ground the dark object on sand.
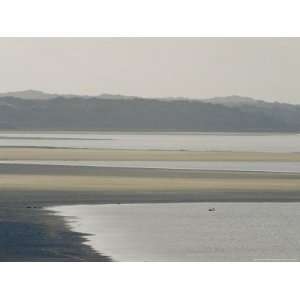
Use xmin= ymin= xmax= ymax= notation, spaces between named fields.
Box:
xmin=208 ymin=208 xmax=216 ymax=212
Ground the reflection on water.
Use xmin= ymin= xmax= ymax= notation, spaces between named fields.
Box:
xmin=0 ymin=131 xmax=300 ymax=152
xmin=52 ymin=203 xmax=300 ymax=261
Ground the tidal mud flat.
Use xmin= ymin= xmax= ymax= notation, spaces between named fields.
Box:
xmin=1 ymin=162 xmax=300 ymax=261
xmin=2 ymin=188 xmax=300 ymax=262
xmin=0 ymin=198 xmax=111 ymax=261
xmin=1 ymin=141 xmax=300 ymax=262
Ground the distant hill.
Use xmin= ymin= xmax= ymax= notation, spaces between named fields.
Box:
xmin=0 ymin=90 xmax=58 ymax=100
xmin=0 ymin=91 xmax=299 ymax=131
xmin=0 ymin=90 xmax=92 ymax=100
xmin=200 ymin=95 xmax=263 ymax=107
xmin=0 ymin=90 xmax=137 ymax=101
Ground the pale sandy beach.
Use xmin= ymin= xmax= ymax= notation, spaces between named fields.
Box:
xmin=2 ymin=173 xmax=300 ymax=192
xmin=1 ymin=147 xmax=300 ymax=161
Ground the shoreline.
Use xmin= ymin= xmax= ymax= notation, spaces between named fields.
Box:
xmin=0 ymin=198 xmax=112 ymax=262
xmin=2 ymin=160 xmax=300 ymax=261
xmin=2 ymin=185 xmax=300 ymax=261
xmin=2 ymin=189 xmax=300 ymax=262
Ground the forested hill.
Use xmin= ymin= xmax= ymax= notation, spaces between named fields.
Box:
xmin=0 ymin=93 xmax=300 ymax=131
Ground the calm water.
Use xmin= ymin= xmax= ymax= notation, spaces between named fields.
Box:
xmin=0 ymin=131 xmax=300 ymax=152
xmin=52 ymin=203 xmax=300 ymax=261
xmin=2 ymin=160 xmax=300 ymax=173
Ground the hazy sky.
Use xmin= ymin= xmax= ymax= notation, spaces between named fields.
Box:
xmin=1 ymin=38 xmax=300 ymax=103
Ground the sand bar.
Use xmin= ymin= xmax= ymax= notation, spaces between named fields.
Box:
xmin=2 ymin=174 xmax=300 ymax=192
xmin=1 ymin=147 xmax=300 ymax=161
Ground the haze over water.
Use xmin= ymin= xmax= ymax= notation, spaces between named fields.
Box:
xmin=0 ymin=131 xmax=300 ymax=152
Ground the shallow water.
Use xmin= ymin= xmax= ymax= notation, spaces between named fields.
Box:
xmin=2 ymin=160 xmax=300 ymax=173
xmin=0 ymin=131 xmax=300 ymax=152
xmin=52 ymin=203 xmax=300 ymax=261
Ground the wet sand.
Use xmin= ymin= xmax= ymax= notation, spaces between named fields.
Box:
xmin=2 ymin=162 xmax=300 ymax=192
xmin=2 ymin=174 xmax=300 ymax=192
xmin=1 ymin=147 xmax=300 ymax=161
xmin=0 ymin=201 xmax=111 ymax=261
